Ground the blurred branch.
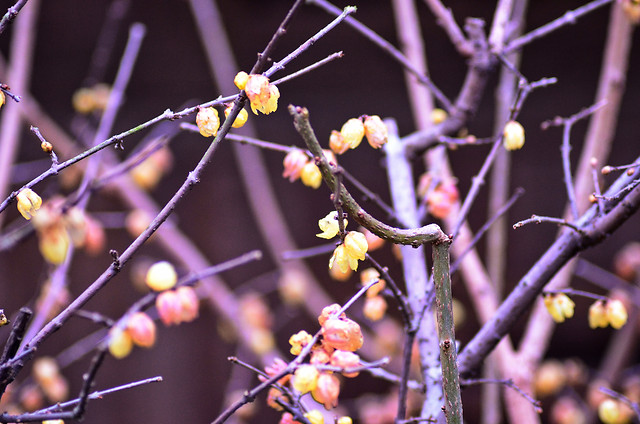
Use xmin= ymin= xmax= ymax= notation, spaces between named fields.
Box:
xmin=422 ymin=0 xmax=472 ymax=56
xmin=0 ymin=0 xmax=28 ymax=36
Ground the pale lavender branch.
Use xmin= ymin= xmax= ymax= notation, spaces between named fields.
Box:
xmin=512 ymin=214 xmax=585 ymax=235
xmin=422 ymin=0 xmax=472 ymax=56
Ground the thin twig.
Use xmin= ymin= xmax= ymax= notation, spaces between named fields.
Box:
xmin=461 ymin=377 xmax=542 ymax=413
xmin=512 ymin=214 xmax=585 ymax=234
xmin=0 ymin=0 xmax=28 ymax=36
xmin=421 ymin=0 xmax=472 ymax=56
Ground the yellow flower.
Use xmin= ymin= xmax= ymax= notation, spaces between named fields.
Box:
xmin=224 ymin=105 xmax=248 ymax=128
xmin=282 ymin=149 xmax=309 ymax=182
xmin=245 ymin=74 xmax=279 ymax=115
xmin=196 ymin=107 xmax=220 ymax=137
xmin=329 ymin=130 xmax=349 ymax=155
xmin=363 ymin=115 xmax=388 ymax=149
xmin=304 ymin=409 xmax=325 ymax=424
xmin=16 ymin=188 xmax=42 ymax=220
xmin=606 ymin=299 xmax=628 ymax=329
xmin=292 ymin=364 xmax=319 ymax=394
xmin=39 ymin=224 xmax=70 ymax=265
xmin=300 ymin=162 xmax=322 ymax=189
xmin=503 ymin=120 xmax=525 ymax=151
xmin=598 ymin=399 xmax=620 ymax=424
xmin=234 ymin=71 xmax=249 ymax=90
xmin=108 ymin=327 xmax=133 ymax=359
xmin=316 ymin=211 xmax=346 ymax=239
xmin=0 ymin=91 xmax=5 ymax=109
xmin=145 ymin=261 xmax=178 ymax=291
xmin=543 ymin=293 xmax=574 ymax=323
xmin=288 ymin=330 xmax=312 ymax=356
xmin=340 ymin=118 xmax=365 ymax=149
xmin=430 ymin=108 xmax=448 ymax=124
xmin=588 ymin=300 xmax=608 ymax=329
xmin=343 ymin=231 xmax=368 ymax=261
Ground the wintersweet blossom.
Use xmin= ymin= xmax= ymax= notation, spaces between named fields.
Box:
xmin=16 ymin=188 xmax=42 ymax=220
xmin=340 ymin=118 xmax=365 ymax=149
xmin=282 ymin=149 xmax=309 ymax=182
xmin=196 ymin=107 xmax=220 ymax=137
xmin=363 ymin=115 xmax=388 ymax=148
xmin=312 ymin=372 xmax=340 ymax=409
xmin=503 ymin=120 xmax=525 ymax=151
xmin=329 ymin=232 xmax=368 ymax=272
xmin=244 ymin=74 xmax=279 ymax=115
xmin=543 ymin=293 xmax=574 ymax=323
xmin=316 ymin=211 xmax=346 ymax=239
xmin=300 ymin=162 xmax=322 ymax=189
xmin=605 ymin=299 xmax=628 ymax=329
xmin=292 ymin=364 xmax=319 ymax=394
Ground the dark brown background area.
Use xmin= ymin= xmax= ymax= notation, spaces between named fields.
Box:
xmin=0 ymin=0 xmax=638 ymax=423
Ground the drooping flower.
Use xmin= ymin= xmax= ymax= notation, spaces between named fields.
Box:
xmin=108 ymin=327 xmax=133 ymax=359
xmin=127 ymin=312 xmax=157 ymax=348
xmin=300 ymin=162 xmax=322 ymax=189
xmin=289 ymin=330 xmax=313 ymax=356
xmin=340 ymin=118 xmax=365 ymax=149
xmin=503 ymin=120 xmax=525 ymax=151
xmin=224 ymin=105 xmax=249 ymax=128
xmin=316 ymin=211 xmax=346 ymax=239
xmin=321 ymin=317 xmax=363 ymax=351
xmin=329 ymin=130 xmax=349 ymax=155
xmin=543 ymin=293 xmax=574 ymax=323
xmin=605 ymin=299 xmax=628 ymax=329
xmin=588 ymin=300 xmax=608 ymax=329
xmin=343 ymin=231 xmax=368 ymax=261
xmin=363 ymin=115 xmax=388 ymax=149
xmin=363 ymin=296 xmax=387 ymax=321
xmin=292 ymin=364 xmax=319 ymax=394
xmin=311 ymin=372 xmax=340 ymax=409
xmin=16 ymin=188 xmax=42 ymax=220
xmin=282 ymin=149 xmax=309 ymax=182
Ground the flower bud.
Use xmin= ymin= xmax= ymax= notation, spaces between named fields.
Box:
xmin=340 ymin=118 xmax=365 ymax=149
xmin=145 ymin=261 xmax=177 ymax=291
xmin=310 ymin=348 xmax=331 ymax=365
xmin=41 ymin=141 xmax=53 ymax=153
xmin=360 ymin=227 xmax=385 ymax=251
xmin=176 ymin=286 xmax=199 ymax=323
xmin=533 ymin=360 xmax=566 ymax=397
xmin=337 ymin=417 xmax=353 ymax=424
xmin=598 ymin=399 xmax=620 ymax=424
xmin=318 ymin=304 xmax=345 ymax=326
xmin=588 ymin=300 xmax=608 ymax=329
xmin=127 ymin=312 xmax=156 ymax=348
xmin=329 ymin=263 xmax=353 ymax=282
xmin=300 ymin=162 xmax=322 ymax=189
xmin=240 ymin=293 xmax=273 ymax=330
xmin=248 ymin=327 xmax=275 ymax=356
xmin=39 ymin=225 xmax=70 ymax=265
xmin=289 ymin=330 xmax=312 ymax=356
xmin=224 ymin=105 xmax=248 ymax=128
xmin=108 ymin=327 xmax=133 ymax=359
xmin=606 ymin=299 xmax=628 ymax=329
xmin=16 ymin=188 xmax=42 ymax=220
xmin=363 ymin=296 xmax=387 ymax=321
xmin=311 ymin=372 xmax=340 ymax=409
xmin=329 ymin=130 xmax=349 ymax=155
xmin=363 ymin=115 xmax=388 ymax=149
xmin=430 ymin=108 xmax=448 ymax=124
xmin=343 ymin=231 xmax=368 ymax=262
xmin=196 ymin=107 xmax=220 ymax=137
xmin=234 ymin=71 xmax=249 ymax=90
xmin=322 ymin=318 xmax=363 ymax=351
xmin=503 ymin=120 xmax=525 ymax=151
xmin=330 ymin=350 xmax=360 ymax=377
xmin=33 ymin=357 xmax=60 ymax=386
xmin=156 ymin=290 xmax=183 ymax=326
xmin=304 ymin=409 xmax=324 ymax=424
xmin=360 ymin=268 xmax=385 ymax=297
xmin=282 ymin=149 xmax=309 ymax=182
xmin=278 ymin=268 xmax=308 ymax=305
xmin=292 ymin=364 xmax=319 ymax=394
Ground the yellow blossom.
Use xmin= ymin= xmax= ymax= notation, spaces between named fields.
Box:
xmin=292 ymin=364 xmax=319 ymax=394
xmin=16 ymin=188 xmax=42 ymax=220
xmin=145 ymin=261 xmax=178 ymax=291
xmin=300 ymin=162 xmax=322 ymax=189
xmin=224 ymin=105 xmax=249 ymax=128
xmin=245 ymin=74 xmax=279 ymax=115
xmin=108 ymin=327 xmax=133 ymax=359
xmin=343 ymin=231 xmax=368 ymax=261
xmin=606 ymin=299 xmax=628 ymax=329
xmin=599 ymin=399 xmax=621 ymax=424
xmin=543 ymin=293 xmax=574 ymax=323
xmin=304 ymin=409 xmax=324 ymax=424
xmin=316 ymin=211 xmax=346 ymax=239
xmin=588 ymin=300 xmax=608 ymax=329
xmin=503 ymin=120 xmax=525 ymax=151
xmin=430 ymin=108 xmax=448 ymax=124
xmin=340 ymin=118 xmax=365 ymax=149
xmin=363 ymin=115 xmax=388 ymax=149
xmin=289 ymin=330 xmax=312 ymax=356
xmin=196 ymin=107 xmax=220 ymax=137
xmin=234 ymin=71 xmax=249 ymax=90
xmin=329 ymin=130 xmax=349 ymax=155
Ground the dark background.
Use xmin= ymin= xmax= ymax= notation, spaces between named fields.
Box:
xmin=0 ymin=0 xmax=638 ymax=422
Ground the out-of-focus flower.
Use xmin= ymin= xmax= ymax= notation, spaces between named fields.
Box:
xmin=311 ymin=372 xmax=340 ymax=409
xmin=606 ymin=299 xmax=628 ymax=329
xmin=292 ymin=364 xmax=319 ymax=394
xmin=330 ymin=350 xmax=360 ymax=378
xmin=329 ymin=264 xmax=353 ymax=282
xmin=176 ymin=286 xmax=199 ymax=323
xmin=588 ymin=300 xmax=608 ymax=329
xmin=156 ymin=290 xmax=183 ymax=326
xmin=329 ymin=130 xmax=349 ymax=155
xmin=360 ymin=227 xmax=385 ymax=251
xmin=244 ymin=74 xmax=279 ymax=115
xmin=145 ymin=261 xmax=178 ymax=291
xmin=196 ymin=107 xmax=220 ymax=137
xmin=289 ymin=330 xmax=312 ymax=356
xmin=430 ymin=108 xmax=448 ymax=124
xmin=318 ymin=304 xmax=345 ymax=327
xmin=108 ymin=327 xmax=133 ymax=359
xmin=363 ymin=115 xmax=388 ymax=148
xmin=533 ymin=360 xmax=567 ymax=397
xmin=234 ymin=71 xmax=249 ymax=90
xmin=543 ymin=293 xmax=574 ymax=323
xmin=503 ymin=120 xmax=525 ymax=151
xmin=130 ymin=146 xmax=174 ymax=191
xmin=127 ymin=312 xmax=156 ymax=348
xmin=622 ymin=0 xmax=640 ymax=24
xmin=72 ymin=84 xmax=111 ymax=114
xmin=363 ymin=296 xmax=387 ymax=321
xmin=360 ymin=268 xmax=385 ymax=297
xmin=282 ymin=149 xmax=309 ymax=182
xmin=278 ymin=268 xmax=308 ymax=305
xmin=304 ymin=409 xmax=324 ymax=424
xmin=426 ymin=180 xmax=459 ymax=219
xmin=16 ymin=188 xmax=42 ymax=220
xmin=240 ymin=292 xmax=273 ymax=330
xmin=316 ymin=211 xmax=346 ymax=239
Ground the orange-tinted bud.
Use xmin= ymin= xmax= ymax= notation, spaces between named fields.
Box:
xmin=156 ymin=290 xmax=182 ymax=326
xmin=176 ymin=286 xmax=199 ymax=323
xmin=318 ymin=304 xmax=345 ymax=326
xmin=329 ymin=264 xmax=353 ymax=282
xmin=240 ymin=293 xmax=273 ymax=330
xmin=245 ymin=75 xmax=279 ymax=115
xmin=278 ymin=268 xmax=308 ymax=305
xmin=248 ymin=327 xmax=275 ymax=356
xmin=125 ymin=209 xmax=152 ymax=238
xmin=261 ymin=357 xmax=290 ymax=386
xmin=127 ymin=312 xmax=156 ymax=348
xmin=360 ymin=227 xmax=385 ymax=251
xmin=426 ymin=180 xmax=459 ymax=219
xmin=32 ymin=357 xmax=60 ymax=387
xmin=282 ymin=149 xmax=309 ymax=182
xmin=310 ymin=348 xmax=331 ymax=365
xmin=330 ymin=350 xmax=360 ymax=378
xmin=322 ymin=318 xmax=363 ymax=351
xmin=363 ymin=296 xmax=387 ymax=322
xmin=588 ymin=300 xmax=608 ymax=329
xmin=279 ymin=412 xmax=302 ymax=424
xmin=430 ymin=108 xmax=448 ymax=124
xmin=234 ymin=71 xmax=249 ymax=90
xmin=267 ymin=387 xmax=288 ymax=411
xmin=329 ymin=130 xmax=349 ymax=155
xmin=533 ymin=360 xmax=567 ymax=397
xmin=360 ymin=268 xmax=385 ymax=297
xmin=363 ymin=115 xmax=388 ymax=149
xmin=311 ymin=372 xmax=340 ymax=409
xmin=224 ymin=105 xmax=248 ymax=128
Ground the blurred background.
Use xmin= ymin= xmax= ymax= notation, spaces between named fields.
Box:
xmin=0 ymin=0 xmax=639 ymax=422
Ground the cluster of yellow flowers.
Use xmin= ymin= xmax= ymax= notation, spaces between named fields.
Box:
xmin=268 ymin=305 xmax=362 ymax=423
xmin=109 ymin=261 xmax=199 ymax=359
xmin=329 ymin=115 xmax=388 ymax=154
xmin=315 ymin=211 xmax=369 ymax=272
xmin=543 ymin=292 xmax=628 ymax=330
